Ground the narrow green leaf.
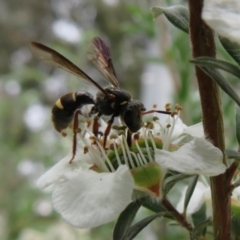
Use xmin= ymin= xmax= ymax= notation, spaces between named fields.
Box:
xmin=142 ymin=197 xmax=167 ymax=213
xmin=191 ymin=218 xmax=212 ymax=239
xmin=225 ymin=149 xmax=240 ymax=160
xmin=191 ymin=65 xmax=240 ymax=107
xmin=219 ymin=36 xmax=240 ymax=66
xmin=191 ymin=57 xmax=240 ymax=78
xmin=122 ymin=212 xmax=168 ymax=240
xmin=113 ymin=199 xmax=143 ymax=240
xmin=151 ymin=5 xmax=189 ymax=33
xmin=191 ymin=202 xmax=207 ymax=228
xmin=184 ymin=175 xmax=199 ymax=212
xmin=163 ymin=173 xmax=193 ymax=196
xmin=236 ymin=106 xmax=240 ymax=145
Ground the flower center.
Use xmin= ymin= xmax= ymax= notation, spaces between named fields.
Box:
xmin=74 ymin=103 xmax=182 ymax=197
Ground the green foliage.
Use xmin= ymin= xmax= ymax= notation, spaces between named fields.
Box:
xmin=151 ymin=5 xmax=189 ymax=33
xmin=184 ymin=176 xmax=199 ymax=214
xmin=113 ymin=199 xmax=143 ymax=240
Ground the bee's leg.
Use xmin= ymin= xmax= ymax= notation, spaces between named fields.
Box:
xmin=93 ymin=112 xmax=102 ymax=137
xmin=69 ymin=109 xmax=81 ymax=164
xmin=103 ymin=114 xmax=116 ymax=148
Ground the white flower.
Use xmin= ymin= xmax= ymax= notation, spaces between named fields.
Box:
xmin=176 ymin=181 xmax=209 ymax=215
xmin=37 ymin=107 xmax=226 ymax=228
xmin=176 ymin=179 xmax=240 ymax=225
xmin=202 ymin=0 xmax=240 ymax=43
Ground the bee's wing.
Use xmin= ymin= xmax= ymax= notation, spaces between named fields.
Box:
xmin=30 ymin=42 xmax=108 ymax=95
xmin=87 ymin=37 xmax=120 ymax=88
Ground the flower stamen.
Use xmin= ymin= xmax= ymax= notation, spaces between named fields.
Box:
xmin=143 ymin=129 xmax=154 ymax=162
xmin=113 ymin=141 xmax=122 ymax=166
xmin=118 ymin=140 xmax=129 ymax=167
xmin=122 ymin=135 xmax=136 ymax=169
xmin=135 ymin=139 xmax=148 ymax=165
xmin=96 ymin=141 xmax=115 ymax=172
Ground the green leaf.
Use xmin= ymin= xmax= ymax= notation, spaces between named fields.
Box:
xmin=191 ymin=65 xmax=240 ymax=107
xmin=191 ymin=218 xmax=212 ymax=239
xmin=225 ymin=149 xmax=240 ymax=160
xmin=190 ymin=57 xmax=240 ymax=78
xmin=184 ymin=175 xmax=199 ymax=213
xmin=236 ymin=106 xmax=240 ymax=145
xmin=219 ymin=36 xmax=240 ymax=66
xmin=113 ymin=199 xmax=143 ymax=240
xmin=191 ymin=202 xmax=207 ymax=228
xmin=142 ymin=197 xmax=167 ymax=213
xmin=151 ymin=5 xmax=189 ymax=33
xmin=162 ymin=173 xmax=193 ymax=196
xmin=122 ymin=212 xmax=168 ymax=240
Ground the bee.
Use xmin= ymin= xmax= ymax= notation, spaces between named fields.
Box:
xmin=31 ymin=37 xmax=170 ymax=162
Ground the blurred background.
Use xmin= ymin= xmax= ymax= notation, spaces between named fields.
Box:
xmin=0 ymin=0 xmax=238 ymax=239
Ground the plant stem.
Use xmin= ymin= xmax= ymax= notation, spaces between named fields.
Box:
xmin=161 ymin=197 xmax=193 ymax=232
xmin=188 ymin=0 xmax=230 ymax=239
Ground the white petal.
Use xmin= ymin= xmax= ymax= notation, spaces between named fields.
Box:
xmin=52 ymin=165 xmax=134 ymax=228
xmin=176 ymin=182 xmax=207 ymax=215
xmin=232 ymin=186 xmax=240 ymax=200
xmin=168 ymin=117 xmax=187 ymax=141
xmin=155 ymin=138 xmax=226 ymax=176
xmin=183 ymin=123 xmax=204 ymax=138
xmin=37 ymin=151 xmax=91 ymax=189
xmin=202 ymin=0 xmax=240 ymax=43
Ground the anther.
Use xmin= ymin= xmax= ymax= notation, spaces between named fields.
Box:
xmin=75 ymin=128 xmax=81 ymax=134
xmin=89 ymin=136 xmax=98 ymax=141
xmin=111 ymin=125 xmax=119 ymax=130
xmin=83 ymin=146 xmax=89 ymax=154
xmin=166 ymin=124 xmax=171 ymax=128
xmin=109 ymin=143 xmax=115 ymax=150
xmin=171 ymin=112 xmax=177 ymax=117
xmin=165 ymin=103 xmax=171 ymax=108
xmin=110 ymin=133 xmax=118 ymax=139
xmin=118 ymin=126 xmax=127 ymax=131
xmin=61 ymin=131 xmax=67 ymax=137
xmin=153 ymin=103 xmax=157 ymax=108
xmin=174 ymin=103 xmax=182 ymax=112
xmin=98 ymin=131 xmax=103 ymax=137
xmin=133 ymin=132 xmax=140 ymax=140
xmin=118 ymin=130 xmax=125 ymax=136
xmin=152 ymin=116 xmax=159 ymax=121
xmin=149 ymin=122 xmax=154 ymax=129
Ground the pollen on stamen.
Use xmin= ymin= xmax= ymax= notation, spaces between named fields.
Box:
xmin=175 ymin=103 xmax=182 ymax=110
xmin=98 ymin=131 xmax=104 ymax=137
xmin=118 ymin=130 xmax=125 ymax=136
xmin=61 ymin=131 xmax=67 ymax=137
xmin=83 ymin=146 xmax=89 ymax=154
xmin=149 ymin=123 xmax=154 ymax=129
xmin=75 ymin=128 xmax=81 ymax=134
xmin=89 ymin=135 xmax=98 ymax=141
xmin=171 ymin=111 xmax=177 ymax=117
xmin=165 ymin=103 xmax=171 ymax=111
xmin=152 ymin=116 xmax=159 ymax=121
xmin=111 ymin=125 xmax=119 ymax=130
xmin=166 ymin=123 xmax=171 ymax=128
xmin=145 ymin=121 xmax=154 ymax=129
xmin=133 ymin=132 xmax=140 ymax=140
xmin=109 ymin=133 xmax=118 ymax=139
